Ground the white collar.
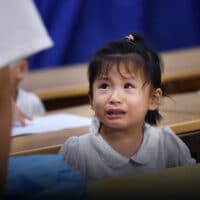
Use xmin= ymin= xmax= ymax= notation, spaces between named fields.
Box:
xmin=90 ymin=117 xmax=152 ymax=168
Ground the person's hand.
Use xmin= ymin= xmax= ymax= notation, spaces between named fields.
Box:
xmin=12 ymin=99 xmax=32 ymax=126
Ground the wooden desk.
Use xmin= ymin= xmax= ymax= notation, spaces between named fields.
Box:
xmin=161 ymin=47 xmax=200 ymax=93
xmin=10 ymin=105 xmax=93 ymax=155
xmin=10 ymin=92 xmax=200 ymax=160
xmin=20 ymin=47 xmax=200 ymax=110
xmin=20 ymin=64 xmax=89 ymax=110
xmin=160 ymin=91 xmax=200 ymax=125
xmin=161 ymin=47 xmax=200 ymax=73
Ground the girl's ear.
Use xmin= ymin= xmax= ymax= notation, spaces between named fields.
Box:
xmin=148 ymin=88 xmax=162 ymax=111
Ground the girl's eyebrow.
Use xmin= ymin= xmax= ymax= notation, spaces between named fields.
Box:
xmin=96 ymin=75 xmax=137 ymax=81
xmin=96 ymin=76 xmax=109 ymax=81
xmin=121 ymin=74 xmax=137 ymax=80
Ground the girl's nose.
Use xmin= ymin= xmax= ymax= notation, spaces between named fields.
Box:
xmin=109 ymin=89 xmax=122 ymax=104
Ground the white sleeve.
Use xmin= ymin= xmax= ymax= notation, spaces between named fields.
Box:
xmin=0 ymin=0 xmax=53 ymax=68
xmin=163 ymin=127 xmax=196 ymax=166
xmin=31 ymin=95 xmax=46 ymax=115
xmin=16 ymin=89 xmax=45 ymax=115
xmin=59 ymin=136 xmax=81 ymax=171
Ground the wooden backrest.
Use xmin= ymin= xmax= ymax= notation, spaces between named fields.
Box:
xmin=10 ymin=144 xmax=61 ymax=156
xmin=170 ymin=119 xmax=200 ymax=135
xmin=162 ymin=70 xmax=200 ymax=94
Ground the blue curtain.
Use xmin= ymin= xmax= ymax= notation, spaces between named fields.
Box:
xmin=29 ymin=0 xmax=200 ymax=70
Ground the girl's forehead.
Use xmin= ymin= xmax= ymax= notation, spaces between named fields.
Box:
xmin=97 ymin=62 xmax=145 ymax=79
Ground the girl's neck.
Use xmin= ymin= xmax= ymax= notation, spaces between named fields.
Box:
xmin=100 ymin=124 xmax=144 ymax=158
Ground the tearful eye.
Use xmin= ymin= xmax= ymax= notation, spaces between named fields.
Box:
xmin=99 ymin=83 xmax=109 ymax=89
xmin=124 ymin=83 xmax=134 ymax=89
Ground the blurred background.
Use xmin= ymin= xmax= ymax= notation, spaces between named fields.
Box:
xmin=29 ymin=0 xmax=200 ymax=70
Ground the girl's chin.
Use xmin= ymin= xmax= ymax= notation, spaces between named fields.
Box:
xmin=102 ymin=123 xmax=127 ymax=130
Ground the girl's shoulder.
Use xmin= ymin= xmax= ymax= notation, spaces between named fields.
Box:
xmin=145 ymin=123 xmax=196 ymax=164
xmin=145 ymin=123 xmax=178 ymax=140
xmin=59 ymin=133 xmax=94 ymax=157
xmin=144 ymin=123 xmax=188 ymax=151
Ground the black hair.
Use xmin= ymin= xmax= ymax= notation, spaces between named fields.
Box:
xmin=88 ymin=32 xmax=164 ymax=125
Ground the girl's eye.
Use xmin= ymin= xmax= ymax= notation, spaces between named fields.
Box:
xmin=99 ymin=83 xmax=109 ymax=89
xmin=124 ymin=83 xmax=134 ymax=89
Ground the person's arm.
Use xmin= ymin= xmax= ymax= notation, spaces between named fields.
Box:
xmin=0 ymin=67 xmax=12 ymax=193
xmin=0 ymin=69 xmax=32 ymax=194
xmin=0 ymin=0 xmax=53 ymax=194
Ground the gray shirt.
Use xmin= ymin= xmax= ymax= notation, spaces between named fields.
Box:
xmin=60 ymin=118 xmax=196 ymax=182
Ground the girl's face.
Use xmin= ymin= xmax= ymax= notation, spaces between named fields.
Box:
xmin=90 ymin=63 xmax=161 ymax=131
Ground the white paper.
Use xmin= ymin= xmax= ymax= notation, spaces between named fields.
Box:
xmin=12 ymin=113 xmax=91 ymax=136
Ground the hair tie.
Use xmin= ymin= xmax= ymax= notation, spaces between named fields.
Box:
xmin=125 ymin=34 xmax=134 ymax=42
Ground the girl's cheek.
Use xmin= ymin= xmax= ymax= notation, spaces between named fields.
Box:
xmin=94 ymin=89 xmax=110 ymax=96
